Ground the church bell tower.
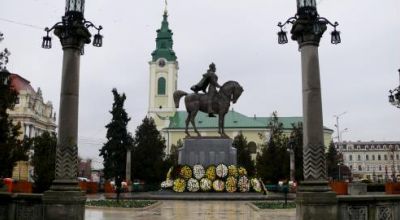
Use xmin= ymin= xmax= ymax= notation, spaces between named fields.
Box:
xmin=148 ymin=9 xmax=178 ymax=130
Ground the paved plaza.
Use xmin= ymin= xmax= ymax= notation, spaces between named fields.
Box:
xmin=85 ymin=200 xmax=296 ymax=220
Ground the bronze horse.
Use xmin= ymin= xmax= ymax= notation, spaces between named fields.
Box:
xmin=173 ymin=81 xmax=243 ymax=137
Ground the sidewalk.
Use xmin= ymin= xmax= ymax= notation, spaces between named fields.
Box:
xmin=85 ymin=200 xmax=296 ymax=220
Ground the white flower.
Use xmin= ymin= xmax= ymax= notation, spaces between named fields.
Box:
xmin=187 ymin=178 xmax=200 ymax=192
xmin=216 ymin=164 xmax=228 ymax=178
xmin=200 ymin=178 xmax=212 ymax=191
xmin=193 ymin=165 xmax=205 ymax=180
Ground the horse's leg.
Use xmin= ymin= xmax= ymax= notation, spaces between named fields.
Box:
xmin=220 ymin=113 xmax=228 ymax=137
xmin=185 ymin=113 xmax=191 ymax=137
xmin=190 ymin=110 xmax=201 ymax=137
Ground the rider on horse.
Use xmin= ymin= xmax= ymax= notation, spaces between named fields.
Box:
xmin=190 ymin=63 xmax=221 ymax=117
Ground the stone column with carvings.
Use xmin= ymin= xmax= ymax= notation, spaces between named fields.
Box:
xmin=42 ymin=20 xmax=91 ymax=220
xmin=290 ymin=10 xmax=338 ymax=220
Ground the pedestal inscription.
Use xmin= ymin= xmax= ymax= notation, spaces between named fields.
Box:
xmin=178 ymin=138 xmax=237 ymax=166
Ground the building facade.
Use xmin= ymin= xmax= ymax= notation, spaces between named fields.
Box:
xmin=8 ymin=73 xmax=56 ymax=181
xmin=147 ymin=10 xmax=334 ymax=156
xmin=8 ymin=74 xmax=56 ymax=139
xmin=336 ymin=141 xmax=400 ymax=182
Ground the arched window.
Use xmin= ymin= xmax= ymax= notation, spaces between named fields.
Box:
xmin=358 ymin=155 xmax=361 ymax=161
xmin=366 ymin=155 xmax=369 ymax=160
xmin=384 ymin=155 xmax=387 ymax=160
xmin=349 ymin=155 xmax=352 ymax=161
xmin=378 ymin=155 xmax=381 ymax=160
xmin=372 ymin=155 xmax=375 ymax=160
xmin=157 ymin=77 xmax=166 ymax=95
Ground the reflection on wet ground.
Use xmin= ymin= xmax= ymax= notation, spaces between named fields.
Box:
xmin=85 ymin=200 xmax=295 ymax=220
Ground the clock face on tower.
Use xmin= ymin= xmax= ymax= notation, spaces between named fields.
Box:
xmin=158 ymin=59 xmax=166 ymax=68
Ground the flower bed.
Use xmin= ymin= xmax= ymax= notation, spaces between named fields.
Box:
xmin=86 ymin=200 xmax=156 ymax=208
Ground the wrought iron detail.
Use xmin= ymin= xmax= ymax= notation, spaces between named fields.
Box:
xmin=377 ymin=206 xmax=393 ymax=220
xmin=55 ymin=145 xmax=78 ymax=180
xmin=303 ymin=145 xmax=326 ymax=180
xmin=347 ymin=206 xmax=368 ymax=220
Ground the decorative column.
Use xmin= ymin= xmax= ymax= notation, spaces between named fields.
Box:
xmin=41 ymin=1 xmax=102 ymax=219
xmin=278 ymin=1 xmax=341 ymax=219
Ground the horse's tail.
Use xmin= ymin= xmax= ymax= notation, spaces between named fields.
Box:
xmin=173 ymin=90 xmax=188 ymax=108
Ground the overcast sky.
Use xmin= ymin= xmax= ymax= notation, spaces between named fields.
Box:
xmin=1 ymin=0 xmax=399 ymax=167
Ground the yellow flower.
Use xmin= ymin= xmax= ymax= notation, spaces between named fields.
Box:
xmin=173 ymin=178 xmax=186 ymax=192
xmin=238 ymin=166 xmax=248 ymax=176
xmin=205 ymin=165 xmax=216 ymax=181
xmin=180 ymin=165 xmax=192 ymax=180
xmin=228 ymin=165 xmax=238 ymax=177
xmin=225 ymin=176 xmax=237 ymax=193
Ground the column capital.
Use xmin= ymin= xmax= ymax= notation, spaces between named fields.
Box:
xmin=291 ymin=16 xmax=327 ymax=48
xmin=54 ymin=23 xmax=91 ymax=50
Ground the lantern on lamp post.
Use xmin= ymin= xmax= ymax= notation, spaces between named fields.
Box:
xmin=388 ymin=69 xmax=400 ymax=108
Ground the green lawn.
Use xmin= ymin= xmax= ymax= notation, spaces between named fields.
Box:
xmin=86 ymin=200 xmax=156 ymax=208
xmin=252 ymin=201 xmax=296 ymax=209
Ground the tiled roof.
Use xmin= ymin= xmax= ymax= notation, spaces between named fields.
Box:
xmin=166 ymin=110 xmax=333 ymax=131
xmin=10 ymin=74 xmax=35 ymax=93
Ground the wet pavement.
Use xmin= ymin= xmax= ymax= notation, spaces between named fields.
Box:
xmin=85 ymin=200 xmax=296 ymax=220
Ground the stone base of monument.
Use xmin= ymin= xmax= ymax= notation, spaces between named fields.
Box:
xmin=296 ymin=181 xmax=338 ymax=220
xmin=43 ymin=182 xmax=86 ymax=220
xmin=178 ymin=137 xmax=237 ymax=166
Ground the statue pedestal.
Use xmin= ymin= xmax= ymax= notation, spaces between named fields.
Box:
xmin=178 ymin=137 xmax=237 ymax=166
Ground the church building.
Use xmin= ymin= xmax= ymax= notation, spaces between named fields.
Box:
xmin=147 ymin=9 xmax=334 ymax=157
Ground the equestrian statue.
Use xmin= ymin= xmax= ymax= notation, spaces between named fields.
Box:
xmin=173 ymin=63 xmax=244 ymax=137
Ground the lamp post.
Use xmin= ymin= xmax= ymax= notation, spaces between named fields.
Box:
xmin=278 ymin=1 xmax=340 ymax=219
xmin=388 ymin=69 xmax=400 ymax=108
xmin=41 ymin=1 xmax=103 ymax=219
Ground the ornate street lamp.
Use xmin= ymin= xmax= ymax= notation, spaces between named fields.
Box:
xmin=42 ymin=0 xmax=103 ymax=53
xmin=388 ymin=69 xmax=400 ymax=108
xmin=277 ymin=1 xmax=340 ymax=46
xmin=277 ymin=1 xmax=341 ymax=219
xmin=41 ymin=1 xmax=103 ymax=219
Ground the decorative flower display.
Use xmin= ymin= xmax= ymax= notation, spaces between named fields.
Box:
xmin=193 ymin=165 xmax=205 ymax=180
xmin=238 ymin=176 xmax=250 ymax=192
xmin=216 ymin=164 xmax=228 ymax=178
xmin=250 ymin=178 xmax=262 ymax=193
xmin=225 ymin=176 xmax=237 ymax=193
xmin=173 ymin=178 xmax=186 ymax=192
xmin=228 ymin=165 xmax=238 ymax=177
xmin=200 ymin=178 xmax=212 ymax=192
xmin=161 ymin=179 xmax=173 ymax=189
xmin=205 ymin=165 xmax=216 ymax=181
xmin=161 ymin=164 xmax=263 ymax=194
xmin=187 ymin=178 xmax=200 ymax=192
xmin=180 ymin=165 xmax=193 ymax=180
xmin=212 ymin=179 xmax=225 ymax=192
xmin=238 ymin=166 xmax=248 ymax=176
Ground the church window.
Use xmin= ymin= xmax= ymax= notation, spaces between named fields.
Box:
xmin=158 ymin=77 xmax=166 ymax=95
